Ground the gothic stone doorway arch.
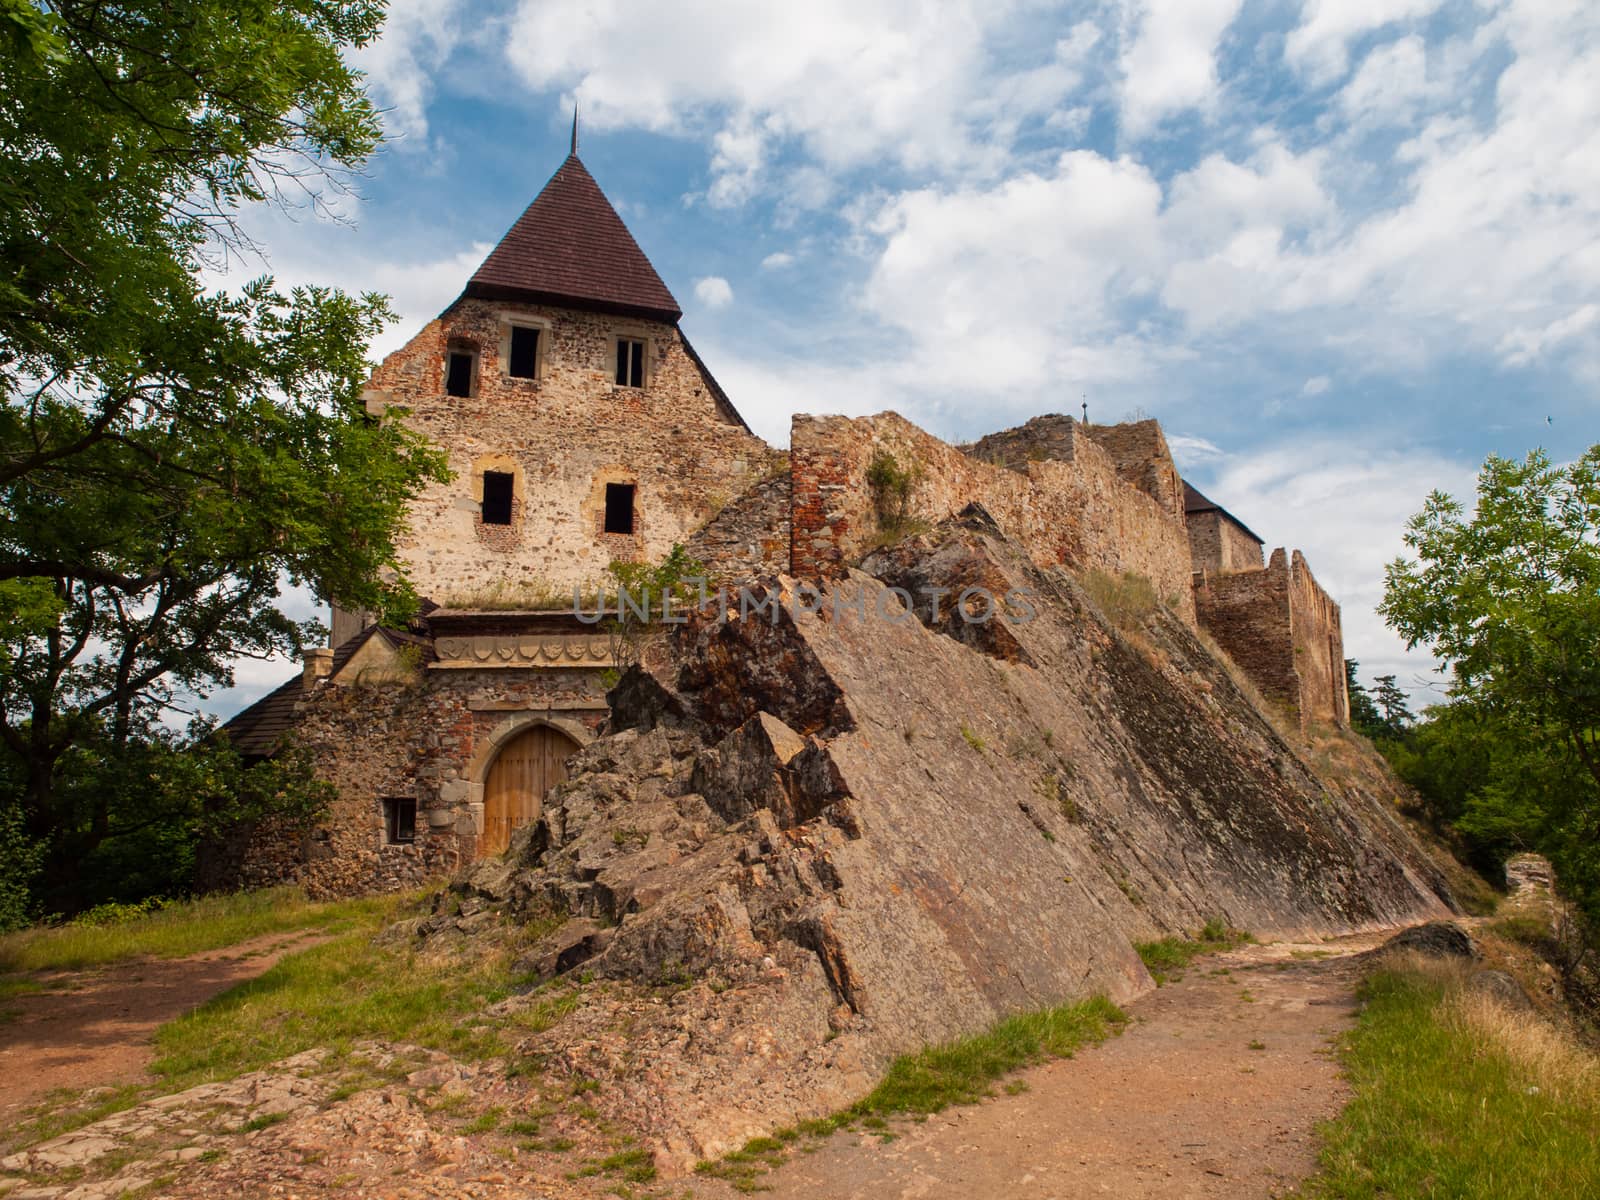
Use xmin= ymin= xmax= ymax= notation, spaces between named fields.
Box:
xmin=479 ymin=723 xmax=581 ymax=859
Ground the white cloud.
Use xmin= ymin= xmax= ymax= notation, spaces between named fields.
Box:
xmin=1198 ymin=441 xmax=1479 ymax=701
xmin=1118 ymin=0 xmax=1245 ymax=137
xmin=1302 ymin=375 xmax=1331 ymax=395
xmin=761 ymin=251 xmax=796 ymax=270
xmin=1496 ymin=304 xmax=1600 ymax=367
xmin=861 ymin=151 xmax=1168 ymax=396
xmin=1285 ymin=0 xmax=1448 ymax=84
xmin=1337 ymin=35 xmax=1434 ymax=127
xmin=351 ymin=0 xmax=465 ymax=145
xmin=694 ymin=276 xmax=735 ymax=309
xmin=1167 ymin=434 xmax=1225 ymax=465
xmin=503 ymin=0 xmax=1099 ymax=202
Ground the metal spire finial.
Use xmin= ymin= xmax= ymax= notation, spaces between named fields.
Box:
xmin=571 ymin=102 xmax=579 ymax=155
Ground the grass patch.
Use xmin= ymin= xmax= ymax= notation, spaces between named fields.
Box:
xmin=857 ymin=994 xmax=1127 ymax=1117
xmin=1310 ymin=954 xmax=1600 ymax=1198
xmin=1081 ymin=569 xmax=1159 ymax=632
xmin=0 ymin=887 xmax=392 ymax=974
xmin=1134 ymin=919 xmax=1253 ymax=985
xmin=1 ymin=1084 xmax=149 ymax=1159
xmin=696 ymin=994 xmax=1126 ymax=1190
xmin=149 ymin=895 xmax=568 ymax=1091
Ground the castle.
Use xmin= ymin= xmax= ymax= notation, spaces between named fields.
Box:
xmin=218 ymin=146 xmax=1348 ymax=896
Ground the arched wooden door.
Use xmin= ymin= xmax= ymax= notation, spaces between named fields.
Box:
xmin=480 ymin=725 xmax=578 ymax=858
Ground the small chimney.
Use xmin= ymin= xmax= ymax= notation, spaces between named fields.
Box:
xmin=302 ymin=647 xmax=334 ymax=690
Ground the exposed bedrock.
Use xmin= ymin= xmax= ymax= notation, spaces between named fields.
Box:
xmin=448 ymin=506 xmax=1453 ymax=1159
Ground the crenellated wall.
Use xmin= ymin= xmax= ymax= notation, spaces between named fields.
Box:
xmin=1193 ymin=548 xmax=1348 ymax=730
xmin=790 ymin=411 xmax=1196 ymax=623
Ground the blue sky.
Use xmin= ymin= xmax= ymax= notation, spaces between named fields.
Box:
xmin=204 ymin=0 xmax=1599 ymax=722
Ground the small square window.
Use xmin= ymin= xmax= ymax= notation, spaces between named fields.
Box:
xmin=507 ymin=326 xmax=539 ymax=379
xmin=481 ymin=471 xmax=514 ymax=526
xmin=382 ymin=797 xmax=416 ymax=844
xmin=615 ymin=338 xmax=645 ymax=388
xmin=604 ymin=482 xmax=636 ymax=535
xmin=445 ymin=350 xmax=475 ymax=397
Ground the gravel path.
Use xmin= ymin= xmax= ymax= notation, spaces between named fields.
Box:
xmin=720 ymin=931 xmax=1389 ymax=1200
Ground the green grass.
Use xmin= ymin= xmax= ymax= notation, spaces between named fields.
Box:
xmin=149 ymin=897 xmax=570 ymax=1091
xmin=1310 ymin=966 xmax=1600 ymax=1198
xmin=1134 ymin=919 xmax=1253 ymax=984
xmin=696 ymin=994 xmax=1127 ymax=1190
xmin=853 ymin=994 xmax=1127 ymax=1117
xmin=0 ymin=887 xmax=394 ymax=974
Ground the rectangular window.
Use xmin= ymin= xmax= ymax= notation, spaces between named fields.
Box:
xmin=615 ymin=338 xmax=645 ymax=388
xmin=383 ymin=797 xmax=416 ymax=845
xmin=481 ymin=471 xmax=514 ymax=525
xmin=445 ymin=350 xmax=475 ymax=397
xmin=604 ymin=482 xmax=636 ymax=535
xmin=507 ymin=325 xmax=539 ymax=379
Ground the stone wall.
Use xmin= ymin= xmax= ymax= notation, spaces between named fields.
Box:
xmin=1080 ymin=419 xmax=1186 ymax=524
xmin=791 ymin=411 xmax=1196 ymax=623
xmin=683 ymin=467 xmax=792 ymax=583
xmin=1288 ymin=550 xmax=1349 ymax=727
xmin=1193 ymin=548 xmax=1348 ymax=730
xmin=232 ymin=661 xmax=608 ymax=897
xmin=1187 ymin=510 xmax=1265 ymax=575
xmin=363 ymin=297 xmax=779 ymax=602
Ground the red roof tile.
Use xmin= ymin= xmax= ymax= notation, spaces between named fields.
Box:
xmin=465 ymin=155 xmax=682 ymax=321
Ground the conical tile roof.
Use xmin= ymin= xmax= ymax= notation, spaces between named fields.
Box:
xmin=465 ymin=155 xmax=681 ymax=321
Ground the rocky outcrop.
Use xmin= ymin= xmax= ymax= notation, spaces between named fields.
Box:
xmin=445 ymin=506 xmax=1454 ymax=1161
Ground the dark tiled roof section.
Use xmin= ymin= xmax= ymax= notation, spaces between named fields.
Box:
xmin=1182 ymin=480 xmax=1264 ymax=545
xmin=465 ymin=155 xmax=682 ymax=322
xmin=217 ymin=675 xmax=302 ymax=760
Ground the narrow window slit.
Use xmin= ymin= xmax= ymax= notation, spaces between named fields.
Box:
xmin=446 ymin=350 xmax=475 ymax=397
xmin=604 ymin=482 xmax=636 ymax=534
xmin=615 ymin=338 xmax=644 ymax=388
xmin=508 ymin=326 xmax=539 ymax=379
xmin=383 ymin=797 xmax=416 ymax=844
xmin=482 ymin=471 xmax=514 ymax=525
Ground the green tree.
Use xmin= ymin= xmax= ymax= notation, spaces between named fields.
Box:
xmin=1 ymin=2 xmax=451 ymax=907
xmin=1346 ymin=659 xmax=1384 ymax=738
xmin=1381 ymin=445 xmax=1600 ymax=924
xmin=1371 ymin=675 xmax=1414 ymax=737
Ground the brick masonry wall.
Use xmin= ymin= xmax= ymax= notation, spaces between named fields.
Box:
xmin=1288 ymin=550 xmax=1349 ymax=727
xmin=364 ymin=297 xmax=780 ymax=602
xmin=683 ymin=466 xmax=792 ymax=583
xmin=1079 ymin=420 xmax=1186 ymax=525
xmin=1187 ymin=511 xmax=1266 ymax=575
xmin=232 ymin=666 xmax=608 ymax=897
xmin=790 ymin=411 xmax=1196 ymax=624
xmin=1193 ymin=548 xmax=1348 ymax=730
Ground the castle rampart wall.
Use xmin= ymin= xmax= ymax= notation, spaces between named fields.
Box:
xmin=790 ymin=412 xmax=1196 ymax=623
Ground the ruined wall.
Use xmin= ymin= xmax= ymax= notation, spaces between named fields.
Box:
xmin=233 ymin=661 xmax=608 ymax=897
xmin=1080 ymin=420 xmax=1186 ymax=524
xmin=364 ymin=297 xmax=779 ymax=602
xmin=1289 ymin=550 xmax=1349 ymax=727
xmin=683 ymin=467 xmax=792 ymax=583
xmin=1193 ymin=549 xmax=1347 ymax=730
xmin=1187 ymin=510 xmax=1266 ymax=575
xmin=791 ymin=411 xmax=1195 ymax=623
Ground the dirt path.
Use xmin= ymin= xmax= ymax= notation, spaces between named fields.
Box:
xmin=0 ymin=930 xmax=327 ymax=1118
xmin=730 ymin=930 xmax=1390 ymax=1200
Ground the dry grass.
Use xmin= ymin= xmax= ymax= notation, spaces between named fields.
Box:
xmin=1312 ymin=949 xmax=1600 ymax=1197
